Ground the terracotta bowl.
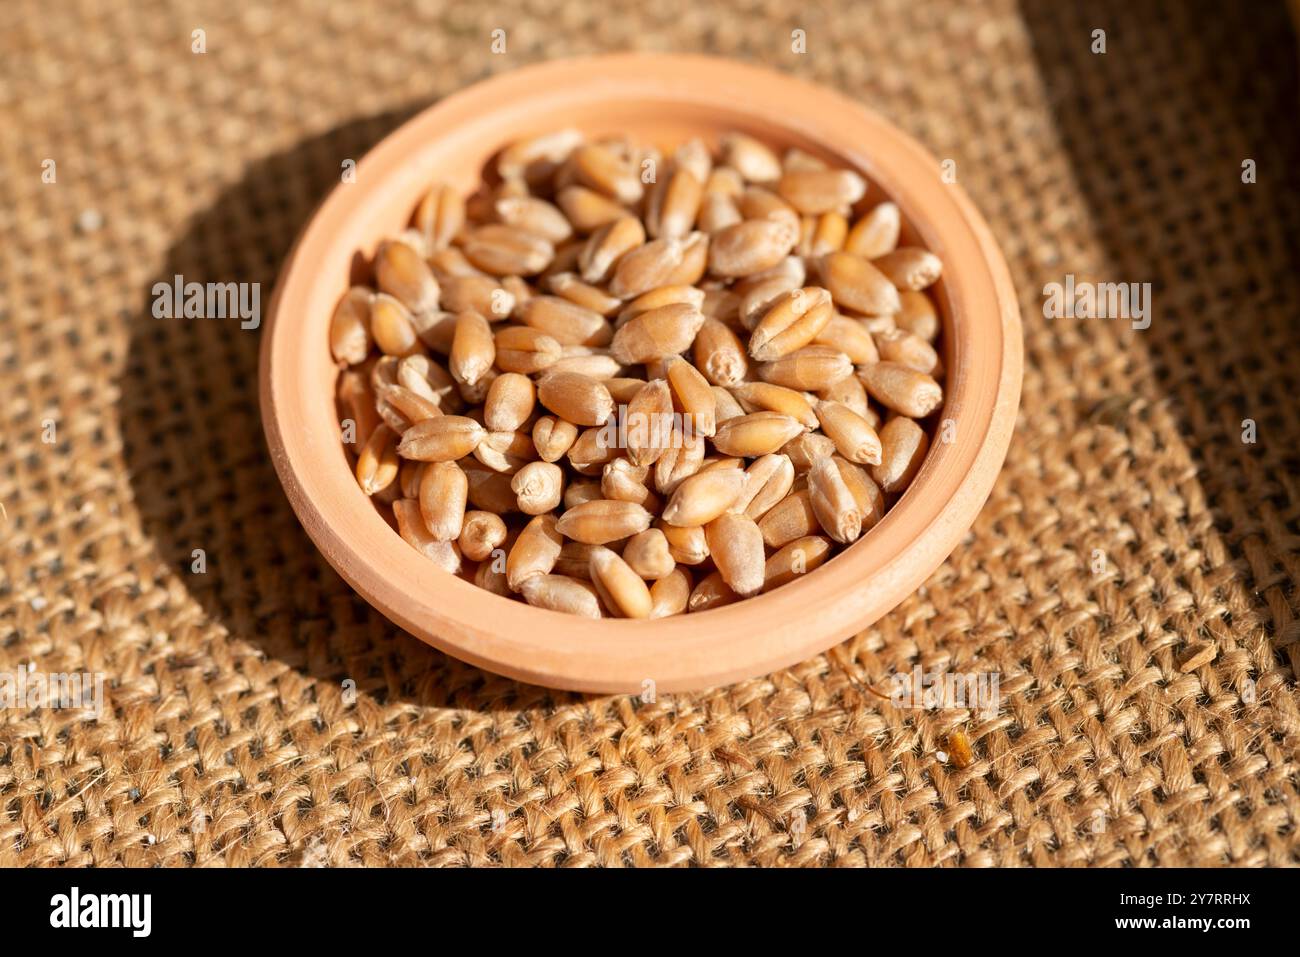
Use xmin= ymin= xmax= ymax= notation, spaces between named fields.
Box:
xmin=259 ymin=53 xmax=1022 ymax=693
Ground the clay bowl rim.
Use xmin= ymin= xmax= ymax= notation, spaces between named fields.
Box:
xmin=259 ymin=52 xmax=1023 ymax=694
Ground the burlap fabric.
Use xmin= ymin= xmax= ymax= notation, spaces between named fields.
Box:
xmin=2 ymin=0 xmax=1297 ymax=867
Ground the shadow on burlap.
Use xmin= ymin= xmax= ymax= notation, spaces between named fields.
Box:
xmin=0 ymin=0 xmax=1296 ymax=866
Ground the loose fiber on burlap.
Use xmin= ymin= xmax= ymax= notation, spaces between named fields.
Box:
xmin=1 ymin=0 xmax=1297 ymax=867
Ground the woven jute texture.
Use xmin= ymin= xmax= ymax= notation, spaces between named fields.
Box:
xmin=2 ymin=0 xmax=1298 ymax=867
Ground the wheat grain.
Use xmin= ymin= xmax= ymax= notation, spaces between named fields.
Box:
xmin=332 ymin=126 xmax=948 ymax=615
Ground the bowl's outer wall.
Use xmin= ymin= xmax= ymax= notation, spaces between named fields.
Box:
xmin=260 ymin=54 xmax=1023 ymax=692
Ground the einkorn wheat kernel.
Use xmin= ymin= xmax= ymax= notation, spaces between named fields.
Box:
xmin=330 ymin=128 xmax=947 ymax=616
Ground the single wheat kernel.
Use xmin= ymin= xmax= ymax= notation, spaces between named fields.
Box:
xmin=872 ymin=416 xmax=930 ymax=494
xmin=688 ymin=571 xmax=740 ymax=612
xmin=625 ymin=379 xmax=674 ymax=466
xmin=705 ymin=513 xmax=765 ymax=597
xmin=737 ymin=186 xmax=800 ymax=230
xmin=419 ymin=460 xmax=469 ymax=541
xmin=749 ymin=287 xmax=835 ymax=360
xmin=494 ymin=325 xmax=562 ymax=374
xmin=661 ymin=467 xmax=747 ymax=526
xmin=729 ymin=381 xmax=819 ymax=429
xmin=429 ymin=245 xmax=486 ymax=281
xmin=618 ymin=285 xmax=706 ymax=326
xmin=512 ymin=461 xmax=564 ymax=515
xmin=537 ymin=370 xmax=614 ymax=426
xmin=458 ymin=510 xmax=507 ymax=562
xmin=483 ymin=373 xmax=536 ymax=432
xmin=818 ymin=250 xmax=901 ymax=317
xmin=815 ymin=315 xmax=880 ymax=365
xmin=439 ymin=275 xmax=516 ymax=321
xmin=764 ymin=535 xmax=833 ymax=591
xmin=721 ymin=133 xmax=782 ymax=183
xmin=649 ymin=567 xmax=693 ymax=618
xmin=567 ymin=426 xmax=619 ymax=475
xmin=356 ymin=423 xmax=399 ymax=495
xmin=555 ymin=499 xmax=653 ymax=544
xmin=330 ymin=287 xmax=374 ymax=365
xmin=520 ymin=574 xmax=603 ymax=618
xmin=416 ymin=183 xmax=466 ymax=251
xmin=472 ymin=428 xmax=535 ymax=472
xmin=821 ymin=373 xmax=872 ymax=421
xmin=707 ymin=218 xmax=799 ymax=277
xmin=463 ymin=461 xmax=519 ymax=513
xmin=547 ymin=272 xmax=622 ymax=316
xmin=664 ymin=356 xmax=718 ymax=438
xmin=474 ymin=556 xmax=512 ymax=597
xmin=601 ymin=457 xmax=660 ymax=510
xmin=857 ymin=361 xmax=944 ymax=418
xmin=574 ymin=143 xmax=644 ymax=205
xmin=874 ymin=328 xmax=940 ymax=375
xmin=495 ymin=195 xmax=573 ymax=244
xmin=532 ymin=415 xmax=579 ymax=462
xmin=622 ymin=528 xmax=676 ymax=580
xmin=547 ymin=351 xmax=621 ymax=380
xmin=711 ymin=411 xmax=806 ymax=457
xmin=653 ymin=427 xmax=706 ymax=494
xmin=579 ymin=216 xmax=646 ymax=283
xmin=757 ymin=344 xmax=854 ymax=391
xmin=807 ymin=211 xmax=848 ymax=257
xmin=759 ymin=488 xmax=820 ymax=549
xmin=657 ymin=521 xmax=709 ymax=565
xmin=507 ymin=513 xmax=563 ymax=591
xmin=369 ymin=293 xmax=423 ymax=357
xmin=397 ymin=415 xmax=486 ymax=462
xmin=463 ymin=224 xmax=554 ymax=276
xmin=519 ymin=295 xmax=611 ymax=347
xmin=815 ymin=399 xmax=882 ymax=466
xmin=393 ymin=500 xmax=462 ymax=573
xmin=712 ymin=385 xmax=747 ymax=424
xmin=777 ymin=168 xmax=866 ymax=215
xmin=375 ymin=238 xmax=441 ymax=317
xmin=844 ymin=202 xmax=901 ymax=259
xmin=338 ymin=370 xmax=380 ymax=451
xmin=449 ymin=310 xmax=496 ymax=386
xmin=610 ymin=303 xmax=706 ymax=365
xmin=556 ymin=185 xmax=626 ymax=233
xmin=398 ymin=461 xmax=425 ymax=500
xmin=871 ymin=247 xmax=943 ymax=290
xmin=553 ymin=541 xmax=598 ymax=580
xmin=833 ymin=456 xmax=887 ymax=531
xmin=698 ymin=192 xmax=743 ymax=233
xmin=604 ymin=377 xmax=647 ymax=404
xmin=398 ymin=354 xmax=461 ymax=410
xmin=651 ymin=168 xmax=704 ymax=240
xmin=588 ymin=546 xmax=653 ymax=618
xmin=609 ymin=236 xmax=686 ymax=299
xmin=896 ymin=290 xmax=940 ymax=342
xmin=733 ymin=453 xmax=796 ymax=519
xmin=692 ymin=317 xmax=749 ymax=387
xmin=808 ymin=457 xmax=863 ymax=544
xmin=562 ymin=478 xmax=604 ymax=510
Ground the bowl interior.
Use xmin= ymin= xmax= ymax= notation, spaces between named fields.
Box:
xmin=263 ymin=54 xmax=1019 ymax=692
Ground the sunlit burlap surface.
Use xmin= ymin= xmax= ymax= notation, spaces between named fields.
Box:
xmin=1 ymin=0 xmax=1297 ymax=866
